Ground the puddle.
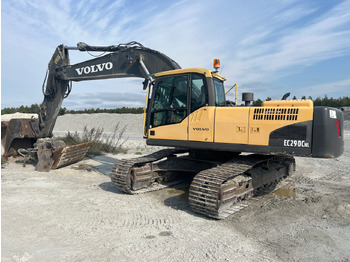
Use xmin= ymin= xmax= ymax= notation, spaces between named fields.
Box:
xmin=167 ymin=188 xmax=189 ymax=201
xmin=145 ymin=235 xmax=156 ymax=239
xmin=273 ymin=185 xmax=296 ymax=200
xmin=168 ymin=188 xmax=186 ymax=195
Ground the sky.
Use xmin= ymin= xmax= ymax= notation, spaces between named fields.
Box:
xmin=1 ymin=0 xmax=350 ymax=110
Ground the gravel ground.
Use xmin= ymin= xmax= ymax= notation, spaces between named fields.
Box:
xmin=2 ymin=113 xmax=350 ymax=261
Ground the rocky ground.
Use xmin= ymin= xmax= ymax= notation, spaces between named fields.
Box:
xmin=1 ymin=113 xmax=350 ymax=261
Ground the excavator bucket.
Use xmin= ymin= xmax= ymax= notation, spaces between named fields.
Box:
xmin=1 ymin=118 xmax=39 ymax=157
xmin=1 ymin=118 xmax=91 ymax=171
xmin=51 ymin=142 xmax=92 ymax=170
xmin=36 ymin=141 xmax=92 ymax=172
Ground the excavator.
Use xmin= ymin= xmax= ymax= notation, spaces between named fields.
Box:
xmin=2 ymin=42 xmax=344 ymax=219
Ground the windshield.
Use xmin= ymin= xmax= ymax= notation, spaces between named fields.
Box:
xmin=213 ymin=78 xmax=225 ymax=106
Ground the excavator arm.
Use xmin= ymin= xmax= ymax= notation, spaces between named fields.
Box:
xmin=38 ymin=41 xmax=181 ymax=138
xmin=2 ymin=42 xmax=181 ymax=171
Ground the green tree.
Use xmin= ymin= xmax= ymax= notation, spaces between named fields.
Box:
xmin=253 ymin=99 xmax=263 ymax=106
xmin=59 ymin=107 xmax=67 ymax=116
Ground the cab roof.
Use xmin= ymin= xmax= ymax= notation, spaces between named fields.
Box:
xmin=153 ymin=68 xmax=226 ymax=81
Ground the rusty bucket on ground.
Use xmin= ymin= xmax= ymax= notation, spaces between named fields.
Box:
xmin=2 ymin=118 xmax=92 ymax=171
xmin=1 ymin=119 xmax=39 ymax=157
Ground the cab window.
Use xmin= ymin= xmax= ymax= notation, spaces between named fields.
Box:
xmin=191 ymin=74 xmax=208 ymax=112
xmin=214 ymin=78 xmax=225 ymax=106
xmin=151 ymin=75 xmax=188 ymax=127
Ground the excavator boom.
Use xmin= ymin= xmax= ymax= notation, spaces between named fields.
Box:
xmin=39 ymin=41 xmax=181 ymax=138
xmin=2 ymin=42 xmax=181 ymax=170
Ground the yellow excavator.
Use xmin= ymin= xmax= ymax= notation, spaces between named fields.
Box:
xmin=2 ymin=42 xmax=344 ymax=219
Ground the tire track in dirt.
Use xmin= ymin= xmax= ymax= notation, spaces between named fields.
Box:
xmin=51 ymin=188 xmax=176 ymax=238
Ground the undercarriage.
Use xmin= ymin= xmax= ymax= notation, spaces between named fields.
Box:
xmin=111 ymin=149 xmax=295 ymax=219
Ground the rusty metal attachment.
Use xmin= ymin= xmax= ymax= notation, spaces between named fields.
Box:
xmin=51 ymin=142 xmax=92 ymax=170
xmin=2 ymin=118 xmax=92 ymax=171
xmin=1 ymin=119 xmax=39 ymax=157
xmin=36 ymin=141 xmax=92 ymax=172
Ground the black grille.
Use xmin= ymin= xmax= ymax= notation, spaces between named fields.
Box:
xmin=270 ymin=125 xmax=307 ymax=140
xmin=253 ymin=108 xmax=299 ymax=121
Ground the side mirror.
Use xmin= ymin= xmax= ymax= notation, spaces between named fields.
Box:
xmin=143 ymin=78 xmax=149 ymax=90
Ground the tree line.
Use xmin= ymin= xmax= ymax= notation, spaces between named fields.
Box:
xmin=2 ymin=95 xmax=350 ymax=115
xmin=252 ymin=95 xmax=350 ymax=107
xmin=1 ymin=105 xmax=144 ymax=115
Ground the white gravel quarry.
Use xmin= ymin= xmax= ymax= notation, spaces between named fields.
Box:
xmin=1 ymin=113 xmax=350 ymax=261
xmin=53 ymin=113 xmax=163 ymax=154
xmin=53 ymin=113 xmax=144 ymax=136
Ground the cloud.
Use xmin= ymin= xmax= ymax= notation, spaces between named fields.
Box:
xmin=2 ymin=0 xmax=350 ymax=109
xmin=225 ymin=1 xmax=350 ymax=81
xmin=304 ymin=79 xmax=350 ymax=98
xmin=215 ymin=0 xmax=350 ymax=101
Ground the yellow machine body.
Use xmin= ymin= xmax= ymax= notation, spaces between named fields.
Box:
xmin=145 ymin=68 xmax=343 ymax=157
xmin=148 ymin=102 xmax=313 ymax=145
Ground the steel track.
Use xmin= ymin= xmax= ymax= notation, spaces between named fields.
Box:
xmin=110 ymin=149 xmax=188 ymax=194
xmin=189 ymin=155 xmax=295 ymax=219
xmin=111 ymin=150 xmax=295 ymax=219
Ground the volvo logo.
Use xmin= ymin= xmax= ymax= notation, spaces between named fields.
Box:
xmin=193 ymin=127 xmax=209 ymax=131
xmin=75 ymin=62 xmax=113 ymax=75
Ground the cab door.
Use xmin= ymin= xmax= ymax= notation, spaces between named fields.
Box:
xmin=148 ymin=74 xmax=189 ymax=140
xmin=188 ymin=74 xmax=214 ymax=142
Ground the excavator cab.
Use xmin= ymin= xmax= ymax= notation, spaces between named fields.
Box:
xmin=145 ymin=68 xmax=225 ymax=140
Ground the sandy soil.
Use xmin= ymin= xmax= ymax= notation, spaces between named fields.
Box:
xmin=1 ymin=114 xmax=350 ymax=261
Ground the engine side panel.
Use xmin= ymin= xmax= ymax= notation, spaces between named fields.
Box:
xmin=249 ymin=103 xmax=314 ymax=146
xmin=214 ymin=107 xmax=249 ymax=144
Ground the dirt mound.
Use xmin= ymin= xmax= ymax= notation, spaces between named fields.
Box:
xmin=1 ymin=112 xmax=38 ymax=121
